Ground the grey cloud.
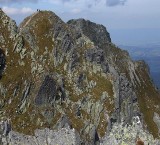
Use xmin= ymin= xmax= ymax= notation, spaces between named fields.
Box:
xmin=61 ymin=0 xmax=71 ymax=2
xmin=87 ymin=4 xmax=92 ymax=8
xmin=86 ymin=0 xmax=127 ymax=8
xmin=86 ymin=0 xmax=102 ymax=9
xmin=0 ymin=0 xmax=38 ymax=5
xmin=106 ymin=0 xmax=127 ymax=6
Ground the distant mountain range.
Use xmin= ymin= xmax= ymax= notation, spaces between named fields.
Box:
xmin=119 ymin=44 xmax=160 ymax=90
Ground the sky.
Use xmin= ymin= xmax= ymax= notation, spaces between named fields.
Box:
xmin=0 ymin=0 xmax=160 ymax=46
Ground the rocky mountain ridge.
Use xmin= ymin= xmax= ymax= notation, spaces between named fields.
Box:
xmin=0 ymin=9 xmax=160 ymax=144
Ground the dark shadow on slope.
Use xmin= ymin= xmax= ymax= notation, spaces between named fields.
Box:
xmin=0 ymin=49 xmax=6 ymax=79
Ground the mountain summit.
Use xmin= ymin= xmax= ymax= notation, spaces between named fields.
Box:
xmin=0 ymin=10 xmax=160 ymax=144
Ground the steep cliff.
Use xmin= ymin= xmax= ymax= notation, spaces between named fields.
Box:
xmin=0 ymin=9 xmax=160 ymax=144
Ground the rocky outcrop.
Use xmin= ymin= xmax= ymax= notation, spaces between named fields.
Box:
xmin=0 ymin=120 xmax=81 ymax=145
xmin=35 ymin=75 xmax=57 ymax=106
xmin=0 ymin=9 xmax=160 ymax=144
xmin=67 ymin=19 xmax=111 ymax=47
xmin=153 ymin=112 xmax=160 ymax=134
xmin=101 ymin=116 xmax=160 ymax=145
xmin=115 ymin=73 xmax=140 ymax=124
xmin=0 ymin=117 xmax=160 ymax=145
xmin=0 ymin=49 xmax=5 ymax=77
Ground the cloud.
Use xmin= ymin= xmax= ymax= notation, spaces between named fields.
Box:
xmin=0 ymin=0 xmax=37 ymax=4
xmin=2 ymin=6 xmax=34 ymax=15
xmin=86 ymin=0 xmax=101 ymax=8
xmin=0 ymin=0 xmax=127 ymax=7
xmin=61 ymin=0 xmax=71 ymax=2
xmin=71 ymin=8 xmax=81 ymax=14
xmin=106 ymin=0 xmax=127 ymax=6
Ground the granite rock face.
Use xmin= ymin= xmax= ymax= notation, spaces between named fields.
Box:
xmin=35 ymin=75 xmax=57 ymax=106
xmin=101 ymin=116 xmax=160 ymax=145
xmin=153 ymin=112 xmax=160 ymax=134
xmin=0 ymin=120 xmax=81 ymax=145
xmin=0 ymin=9 xmax=160 ymax=144
xmin=67 ymin=19 xmax=111 ymax=47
